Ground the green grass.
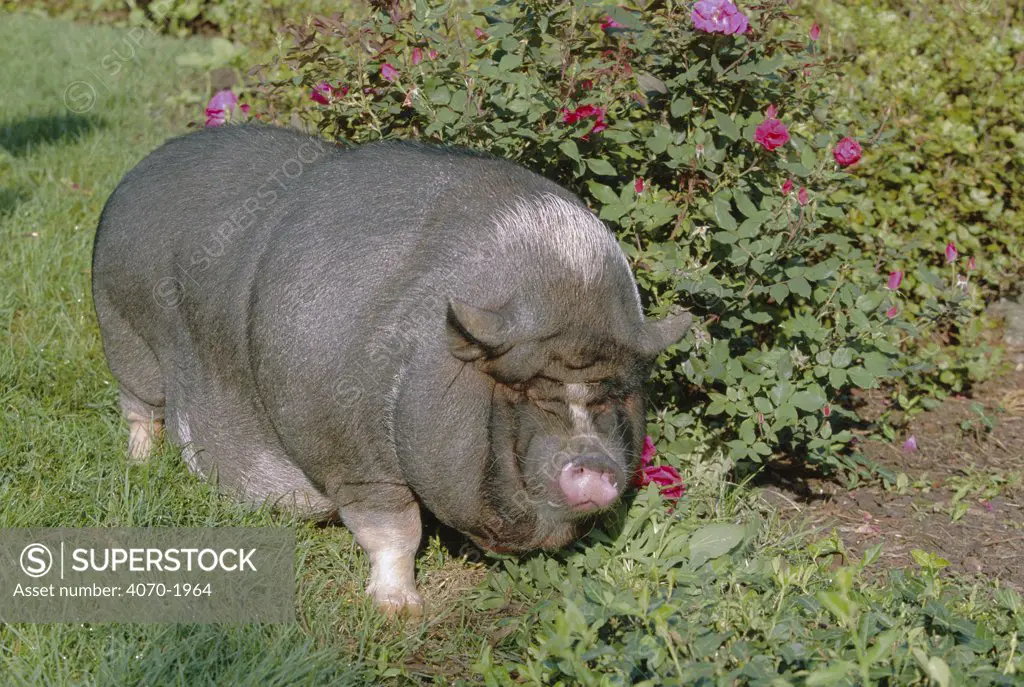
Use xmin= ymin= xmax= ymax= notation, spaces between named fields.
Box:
xmin=1 ymin=11 xmax=1022 ymax=686
xmin=0 ymin=12 xmax=489 ymax=685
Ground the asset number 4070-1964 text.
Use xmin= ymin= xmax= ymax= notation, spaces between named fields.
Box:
xmin=125 ymin=583 xmax=212 ymax=597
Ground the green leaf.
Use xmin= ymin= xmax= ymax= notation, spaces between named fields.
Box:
xmin=558 ymin=139 xmax=581 ymax=163
xmin=912 ymin=649 xmax=951 ymax=687
xmin=864 ymin=629 xmax=901 ymax=665
xmin=743 ymin=308 xmax=772 ymax=324
xmin=427 ymin=86 xmax=451 ymax=104
xmin=688 ymin=523 xmax=746 ymax=567
xmin=831 ymin=347 xmax=852 ymax=368
xmin=739 ymin=418 xmax=756 ymax=443
xmin=862 ymin=352 xmax=891 ymax=376
xmin=736 ymin=215 xmax=763 ymax=237
xmin=847 ymin=366 xmax=876 ymax=389
xmin=911 ymin=549 xmax=950 ymax=570
xmin=789 ymin=276 xmax=812 ymax=298
xmin=775 ymin=403 xmax=797 ymax=426
xmin=856 ymin=291 xmax=884 ymax=312
xmin=434 ymin=107 xmax=458 ymax=124
xmin=792 ymin=387 xmax=826 ymax=412
xmin=805 ymin=661 xmax=855 ymax=686
xmin=586 ymin=180 xmax=618 ymax=205
xmin=817 ymin=591 xmax=854 ymax=624
xmin=712 ymin=110 xmax=741 ymax=140
xmin=647 ymin=125 xmax=672 ymax=154
xmin=752 ymin=55 xmax=783 ymax=74
xmin=598 ymin=203 xmax=628 ymax=222
xmin=800 ymin=142 xmax=817 ymax=170
xmin=706 ymin=398 xmax=727 ymax=416
xmin=817 ymin=204 xmax=845 ymax=219
xmin=769 ymin=283 xmax=789 ymax=304
xmin=586 ymin=158 xmax=617 ymax=176
xmin=497 ymin=52 xmax=524 ymax=71
xmin=449 ymin=89 xmax=467 ymax=110
xmin=670 ymin=95 xmax=692 ymax=117
xmin=777 ymin=354 xmax=793 ymax=381
xmin=713 ymin=193 xmax=737 ymax=230
xmin=637 ymin=72 xmax=668 ymax=94
xmin=733 ymin=188 xmax=759 ymax=218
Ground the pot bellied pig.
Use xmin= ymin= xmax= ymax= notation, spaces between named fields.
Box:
xmin=92 ymin=124 xmax=691 ymax=614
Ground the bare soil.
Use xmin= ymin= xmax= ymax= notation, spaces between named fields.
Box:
xmin=762 ymin=358 xmax=1024 ymax=590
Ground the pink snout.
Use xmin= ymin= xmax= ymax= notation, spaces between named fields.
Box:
xmin=559 ymin=462 xmax=620 ymax=511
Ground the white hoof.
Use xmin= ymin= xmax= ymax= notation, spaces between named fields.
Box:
xmin=367 ymin=582 xmax=423 ymax=617
xmin=127 ymin=417 xmax=162 ymax=463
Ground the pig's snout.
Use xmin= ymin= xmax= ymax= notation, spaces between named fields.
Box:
xmin=559 ymin=457 xmax=621 ymax=511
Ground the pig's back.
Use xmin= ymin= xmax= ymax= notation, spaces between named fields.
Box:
xmin=92 ymin=125 xmax=585 ymax=381
xmin=93 ymin=125 xmax=571 ymax=316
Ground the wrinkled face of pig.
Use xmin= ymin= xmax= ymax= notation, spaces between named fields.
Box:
xmin=447 ymin=299 xmax=692 ymax=553
xmin=504 ymin=372 xmax=644 ymax=512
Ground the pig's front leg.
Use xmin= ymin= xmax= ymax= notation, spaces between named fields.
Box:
xmin=340 ymin=498 xmax=423 ymax=616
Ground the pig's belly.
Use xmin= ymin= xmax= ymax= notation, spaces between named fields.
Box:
xmin=162 ymin=360 xmax=336 ymax=519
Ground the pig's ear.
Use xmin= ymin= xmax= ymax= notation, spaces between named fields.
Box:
xmin=447 ymin=300 xmax=513 ymax=361
xmin=639 ymin=310 xmax=692 ymax=358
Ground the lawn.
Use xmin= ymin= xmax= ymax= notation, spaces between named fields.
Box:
xmin=0 ymin=12 xmax=476 ymax=685
xmin=1 ymin=10 xmax=1021 ymax=686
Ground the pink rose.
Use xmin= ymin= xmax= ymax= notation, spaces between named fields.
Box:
xmin=833 ymin=137 xmax=862 ymax=167
xmin=781 ymin=179 xmax=794 ymax=196
xmin=809 ymin=23 xmax=820 ymax=40
xmin=641 ymin=435 xmax=656 ymax=463
xmin=887 ymin=271 xmax=903 ymax=290
xmin=797 ymin=187 xmax=809 ymax=205
xmin=601 ymin=15 xmax=625 ymax=30
xmin=310 ymin=81 xmax=335 ymax=105
xmin=945 ymin=242 xmax=958 ymax=264
xmin=380 ymin=63 xmax=399 ymax=82
xmin=754 ymin=118 xmax=790 ymax=151
xmin=411 ymin=47 xmax=423 ymax=66
xmin=562 ymin=104 xmax=603 ymax=122
xmin=562 ymin=104 xmax=608 ymax=138
xmin=635 ymin=177 xmax=645 ymax=194
xmin=204 ymin=89 xmax=238 ymax=127
xmin=692 ymin=0 xmax=749 ymax=35
xmin=633 ymin=436 xmax=686 ymax=502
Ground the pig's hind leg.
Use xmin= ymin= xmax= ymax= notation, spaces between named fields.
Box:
xmin=122 ymin=387 xmax=164 ymax=462
xmin=339 ymin=496 xmax=424 ymax=617
xmin=95 ymin=293 xmax=165 ymax=462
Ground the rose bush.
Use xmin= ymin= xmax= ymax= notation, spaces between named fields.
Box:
xmin=255 ymin=0 xmax=970 ymax=478
xmin=800 ymin=0 xmax=1019 ymax=415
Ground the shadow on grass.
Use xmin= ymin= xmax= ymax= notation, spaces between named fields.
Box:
xmin=743 ymin=458 xmax=836 ymax=503
xmin=0 ymin=113 xmax=104 ymax=157
xmin=0 ymin=187 xmax=28 ymax=218
xmin=419 ymin=492 xmax=633 ymax=567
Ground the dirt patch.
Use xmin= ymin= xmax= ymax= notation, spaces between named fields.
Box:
xmin=763 ymin=361 xmax=1024 ymax=590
